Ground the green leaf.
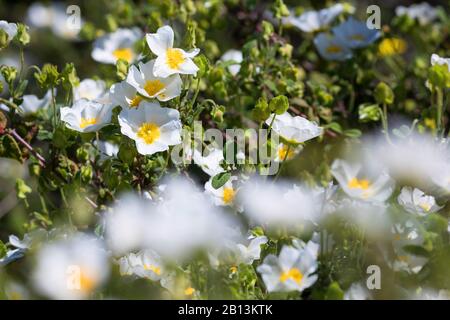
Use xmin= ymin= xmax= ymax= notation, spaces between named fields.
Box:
xmin=403 ymin=245 xmax=430 ymax=257
xmin=325 ymin=122 xmax=342 ymax=133
xmin=324 ymin=281 xmax=344 ymax=300
xmin=0 ymin=240 xmax=7 ymax=258
xmin=211 ymin=172 xmax=231 ymax=189
xmin=0 ymin=134 xmax=23 ymax=162
xmin=344 ymin=129 xmax=362 ymax=138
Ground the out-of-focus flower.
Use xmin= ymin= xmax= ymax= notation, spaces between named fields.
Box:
xmin=220 ymin=49 xmax=243 ymax=76
xmin=274 ymin=142 xmax=302 ymax=162
xmin=73 ymin=79 xmax=106 ymax=102
xmin=32 ymin=235 xmax=110 ymax=300
xmin=126 ymin=59 xmax=182 ymax=101
xmin=0 ymin=20 xmax=17 ymax=43
xmin=332 ymin=17 xmax=380 ymax=49
xmin=234 ymin=235 xmax=268 ymax=265
xmin=0 ymin=234 xmax=31 ymax=267
xmin=257 ymin=245 xmax=318 ymax=293
xmin=0 ymin=90 xmax=53 ymax=115
xmin=95 ymin=140 xmax=119 ymax=160
xmin=313 ymin=33 xmax=352 ymax=61
xmin=4 ymin=281 xmax=29 ymax=300
xmin=395 ymin=2 xmax=439 ymax=25
xmin=266 ymin=112 xmax=322 ymax=145
xmin=118 ymin=102 xmax=181 ymax=156
xmin=283 ymin=4 xmax=350 ymax=33
xmin=61 ymin=99 xmax=113 ymax=133
xmin=431 ymin=53 xmax=450 ymax=72
xmin=344 ymin=282 xmax=372 ymax=300
xmin=397 ymin=187 xmax=442 ymax=216
xmin=92 ymin=28 xmax=143 ymax=64
xmin=119 ymin=250 xmax=164 ymax=281
xmin=146 ymin=25 xmax=200 ymax=77
xmin=331 ymin=159 xmax=395 ymax=202
xmin=378 ymin=38 xmax=407 ymax=57
xmin=192 ymin=146 xmax=225 ymax=176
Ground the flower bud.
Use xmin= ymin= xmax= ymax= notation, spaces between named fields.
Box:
xmin=374 ymin=82 xmax=394 ymax=105
xmin=269 ymin=95 xmax=289 ymax=115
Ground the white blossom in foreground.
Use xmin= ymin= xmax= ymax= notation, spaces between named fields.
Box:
xmin=0 ymin=20 xmax=17 ymax=44
xmin=73 ymin=79 xmax=106 ymax=102
xmin=61 ymin=99 xmax=113 ymax=133
xmin=126 ymin=59 xmax=182 ymax=101
xmin=32 ymin=235 xmax=109 ymax=300
xmin=257 ymin=245 xmax=318 ymax=293
xmin=397 ymin=187 xmax=442 ymax=216
xmin=92 ymin=28 xmax=143 ymax=64
xmin=118 ymin=102 xmax=182 ymax=155
xmin=266 ymin=112 xmax=323 ymax=145
xmin=146 ymin=25 xmax=200 ymax=77
xmin=331 ymin=159 xmax=395 ymax=202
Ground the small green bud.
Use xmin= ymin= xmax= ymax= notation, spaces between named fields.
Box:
xmin=211 ymin=105 xmax=225 ymax=123
xmin=272 ymin=0 xmax=290 ymax=19
xmin=0 ymin=29 xmax=9 ymax=49
xmin=317 ymin=90 xmax=334 ymax=107
xmin=60 ymin=63 xmax=79 ymax=91
xmin=252 ymin=97 xmax=270 ymax=122
xmin=374 ymin=82 xmax=394 ymax=105
xmin=35 ymin=64 xmax=60 ymax=89
xmin=261 ymin=21 xmax=274 ymax=41
xmin=428 ymin=64 xmax=450 ymax=89
xmin=80 ymin=165 xmax=93 ymax=183
xmin=358 ymin=103 xmax=381 ymax=122
xmin=0 ymin=65 xmax=17 ymax=84
xmin=279 ymin=43 xmax=293 ymax=58
xmin=194 ymin=54 xmax=209 ymax=78
xmin=269 ymin=95 xmax=289 ymax=115
xmin=76 ymin=146 xmax=90 ymax=162
xmin=116 ymin=59 xmax=129 ymax=81
xmin=16 ymin=23 xmax=30 ymax=45
xmin=16 ymin=178 xmax=32 ymax=199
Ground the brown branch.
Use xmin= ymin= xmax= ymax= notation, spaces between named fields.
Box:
xmin=7 ymin=129 xmax=46 ymax=167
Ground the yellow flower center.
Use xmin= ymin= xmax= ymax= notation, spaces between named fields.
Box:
xmin=230 ymin=266 xmax=238 ymax=274
xmin=113 ymin=48 xmax=133 ymax=63
xmin=137 ymin=122 xmax=161 ymax=145
xmin=143 ymin=264 xmax=161 ymax=275
xmin=424 ymin=118 xmax=436 ymax=130
xmin=278 ymin=145 xmax=295 ymax=161
xmin=184 ymin=287 xmax=195 ymax=296
xmin=326 ymin=45 xmax=342 ymax=53
xmin=166 ymin=48 xmax=185 ymax=69
xmin=348 ymin=177 xmax=370 ymax=190
xmin=144 ymin=80 xmax=165 ymax=97
xmin=349 ymin=34 xmax=365 ymax=41
xmin=418 ymin=202 xmax=432 ymax=212
xmin=79 ymin=270 xmax=96 ymax=293
xmin=129 ymin=95 xmax=143 ymax=108
xmin=279 ymin=268 xmax=303 ymax=284
xmin=80 ymin=117 xmax=98 ymax=129
xmin=223 ymin=187 xmax=235 ymax=204
xmin=397 ymin=255 xmax=410 ymax=263
xmin=378 ymin=38 xmax=407 ymax=57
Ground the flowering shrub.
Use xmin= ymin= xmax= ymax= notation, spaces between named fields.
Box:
xmin=0 ymin=0 xmax=450 ymax=300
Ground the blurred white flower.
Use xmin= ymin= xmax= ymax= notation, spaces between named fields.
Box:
xmin=396 ymin=2 xmax=439 ymax=25
xmin=220 ymin=49 xmax=243 ymax=76
xmin=73 ymin=79 xmax=106 ymax=102
xmin=234 ymin=235 xmax=268 ymax=265
xmin=19 ymin=90 xmax=53 ymax=114
xmin=95 ymin=140 xmax=119 ymax=161
xmin=332 ymin=17 xmax=380 ymax=49
xmin=0 ymin=234 xmax=31 ymax=267
xmin=92 ymin=28 xmax=143 ymax=64
xmin=266 ymin=112 xmax=323 ymax=145
xmin=257 ymin=245 xmax=318 ymax=293
xmin=119 ymin=250 xmax=164 ymax=281
xmin=126 ymin=59 xmax=182 ymax=101
xmin=0 ymin=20 xmax=17 ymax=43
xmin=344 ymin=282 xmax=372 ymax=300
xmin=61 ymin=99 xmax=113 ymax=133
xmin=146 ymin=25 xmax=200 ymax=77
xmin=4 ymin=281 xmax=29 ymax=300
xmin=118 ymin=102 xmax=182 ymax=156
xmin=331 ymin=159 xmax=395 ymax=202
xmin=314 ymin=33 xmax=353 ymax=61
xmin=32 ymin=235 xmax=109 ymax=300
xmin=431 ymin=53 xmax=450 ymax=72
xmin=193 ymin=146 xmax=225 ymax=176
xmin=397 ymin=187 xmax=442 ymax=216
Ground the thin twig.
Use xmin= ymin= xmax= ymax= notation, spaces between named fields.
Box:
xmin=7 ymin=129 xmax=46 ymax=167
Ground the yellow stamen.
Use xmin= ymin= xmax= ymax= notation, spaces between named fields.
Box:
xmin=278 ymin=145 xmax=295 ymax=161
xmin=137 ymin=122 xmax=161 ymax=145
xmin=113 ymin=48 xmax=133 ymax=63
xmin=326 ymin=45 xmax=342 ymax=53
xmin=348 ymin=177 xmax=370 ymax=190
xmin=184 ymin=287 xmax=195 ymax=296
xmin=129 ymin=95 xmax=143 ymax=108
xmin=378 ymin=38 xmax=407 ymax=57
xmin=223 ymin=187 xmax=235 ymax=204
xmin=279 ymin=268 xmax=303 ymax=284
xmin=230 ymin=266 xmax=238 ymax=274
xmin=418 ymin=202 xmax=432 ymax=212
xmin=144 ymin=80 xmax=165 ymax=97
xmin=166 ymin=48 xmax=185 ymax=69
xmin=144 ymin=264 xmax=161 ymax=275
xmin=424 ymin=118 xmax=436 ymax=130
xmin=79 ymin=270 xmax=96 ymax=293
xmin=80 ymin=117 xmax=98 ymax=129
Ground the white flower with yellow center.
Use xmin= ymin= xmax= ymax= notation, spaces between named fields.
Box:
xmin=274 ymin=142 xmax=303 ymax=162
xmin=397 ymin=187 xmax=442 ymax=216
xmin=266 ymin=112 xmax=323 ymax=145
xmin=205 ymin=175 xmax=239 ymax=207
xmin=73 ymin=79 xmax=106 ymax=102
xmin=146 ymin=25 xmax=200 ymax=77
xmin=60 ymin=99 xmax=113 ymax=133
xmin=92 ymin=28 xmax=143 ymax=65
xmin=192 ymin=146 xmax=225 ymax=176
xmin=110 ymin=81 xmax=143 ymax=109
xmin=118 ymin=102 xmax=182 ymax=155
xmin=257 ymin=245 xmax=318 ymax=293
xmin=331 ymin=159 xmax=395 ymax=202
xmin=119 ymin=250 xmax=164 ymax=281
xmin=0 ymin=20 xmax=17 ymax=43
xmin=126 ymin=59 xmax=182 ymax=102
xmin=32 ymin=235 xmax=109 ymax=300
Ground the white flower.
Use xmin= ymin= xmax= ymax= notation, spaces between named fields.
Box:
xmin=257 ymin=245 xmax=318 ymax=293
xmin=192 ymin=146 xmax=225 ymax=176
xmin=126 ymin=59 xmax=182 ymax=101
xmin=205 ymin=175 xmax=239 ymax=208
xmin=220 ymin=49 xmax=243 ymax=76
xmin=32 ymin=235 xmax=109 ymax=300
xmin=0 ymin=20 xmax=17 ymax=43
xmin=332 ymin=17 xmax=381 ymax=49
xmin=118 ymin=102 xmax=182 ymax=155
xmin=92 ymin=28 xmax=143 ymax=64
xmin=110 ymin=81 xmax=143 ymax=109
xmin=331 ymin=159 xmax=395 ymax=202
xmin=61 ymin=99 xmax=113 ymax=133
xmin=19 ymin=90 xmax=53 ymax=114
xmin=431 ymin=53 xmax=450 ymax=72
xmin=344 ymin=282 xmax=372 ymax=300
xmin=0 ymin=234 xmax=31 ymax=267
xmin=146 ymin=25 xmax=200 ymax=77
xmin=398 ymin=187 xmax=442 ymax=216
xmin=396 ymin=2 xmax=438 ymax=25
xmin=234 ymin=235 xmax=268 ymax=265
xmin=283 ymin=4 xmax=348 ymax=33
xmin=274 ymin=142 xmax=302 ymax=162
xmin=119 ymin=250 xmax=164 ymax=281
xmin=266 ymin=112 xmax=323 ymax=145
xmin=314 ymin=33 xmax=353 ymax=61
xmin=95 ymin=140 xmax=119 ymax=161
xmin=73 ymin=79 xmax=106 ymax=102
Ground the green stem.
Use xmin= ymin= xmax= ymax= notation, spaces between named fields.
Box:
xmin=436 ymin=88 xmax=444 ymax=135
